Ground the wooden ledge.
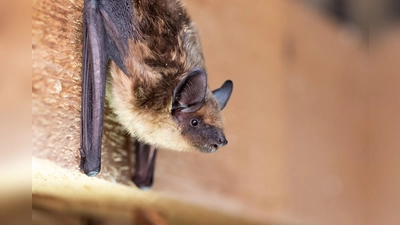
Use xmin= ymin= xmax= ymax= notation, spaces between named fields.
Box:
xmin=32 ymin=157 xmax=264 ymax=225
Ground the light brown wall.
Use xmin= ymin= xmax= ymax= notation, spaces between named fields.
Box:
xmin=369 ymin=27 xmax=400 ymax=225
xmin=162 ymin=1 xmax=367 ymax=224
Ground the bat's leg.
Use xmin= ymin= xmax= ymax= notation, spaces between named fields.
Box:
xmin=80 ymin=0 xmax=107 ymax=177
xmin=132 ymin=142 xmax=158 ymax=189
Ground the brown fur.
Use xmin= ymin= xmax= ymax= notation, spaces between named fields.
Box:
xmin=121 ymin=0 xmax=205 ymax=113
xmin=107 ymin=0 xmax=226 ymax=152
xmin=195 ymin=91 xmax=225 ymax=130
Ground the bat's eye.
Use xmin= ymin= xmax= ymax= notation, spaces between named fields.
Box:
xmin=190 ymin=119 xmax=199 ymax=127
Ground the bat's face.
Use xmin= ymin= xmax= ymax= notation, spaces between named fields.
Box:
xmin=171 ymin=68 xmax=233 ymax=153
xmin=107 ymin=65 xmax=233 ymax=153
xmin=172 ymin=103 xmax=226 ymax=153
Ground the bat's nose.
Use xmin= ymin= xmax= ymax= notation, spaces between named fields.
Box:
xmin=218 ymin=137 xmax=228 ymax=146
xmin=208 ymin=130 xmax=228 ymax=151
xmin=213 ymin=134 xmax=227 ymax=148
xmin=211 ymin=137 xmax=227 ymax=150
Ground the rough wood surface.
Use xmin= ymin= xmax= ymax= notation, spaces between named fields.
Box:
xmin=32 ymin=157 xmax=263 ymax=225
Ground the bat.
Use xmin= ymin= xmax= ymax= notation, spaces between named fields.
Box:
xmin=80 ymin=0 xmax=233 ymax=188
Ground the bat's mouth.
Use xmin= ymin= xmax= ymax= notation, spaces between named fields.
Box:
xmin=200 ymin=138 xmax=228 ymax=153
xmin=200 ymin=146 xmax=218 ymax=153
xmin=206 ymin=146 xmax=219 ymax=153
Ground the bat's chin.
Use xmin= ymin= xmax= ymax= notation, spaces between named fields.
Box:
xmin=195 ymin=138 xmax=228 ymax=153
xmin=198 ymin=145 xmax=219 ymax=153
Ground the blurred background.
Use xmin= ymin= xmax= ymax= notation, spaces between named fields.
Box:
xmin=26 ymin=0 xmax=400 ymax=224
xmin=0 ymin=0 xmax=31 ymax=225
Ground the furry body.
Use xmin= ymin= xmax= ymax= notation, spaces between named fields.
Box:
xmin=80 ymin=0 xmax=233 ymax=178
xmin=107 ymin=0 xmax=216 ymax=152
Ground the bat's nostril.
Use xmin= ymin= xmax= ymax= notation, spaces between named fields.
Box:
xmin=218 ymin=138 xmax=228 ymax=146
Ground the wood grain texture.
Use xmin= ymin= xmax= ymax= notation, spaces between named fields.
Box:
xmin=32 ymin=0 xmax=134 ymax=183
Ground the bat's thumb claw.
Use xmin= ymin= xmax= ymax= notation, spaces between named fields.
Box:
xmin=80 ymin=155 xmax=101 ymax=177
xmin=138 ymin=186 xmax=151 ymax=191
xmin=86 ymin=170 xmax=99 ymax=177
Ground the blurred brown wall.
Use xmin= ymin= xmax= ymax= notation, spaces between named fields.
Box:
xmin=154 ymin=0 xmax=368 ymax=224
xmin=370 ymin=27 xmax=400 ymax=225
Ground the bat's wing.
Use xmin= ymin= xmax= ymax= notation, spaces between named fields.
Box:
xmin=80 ymin=0 xmax=107 ymax=176
xmin=80 ymin=0 xmax=158 ymax=184
xmin=80 ymin=0 xmax=135 ymax=176
xmin=132 ymin=142 xmax=158 ymax=189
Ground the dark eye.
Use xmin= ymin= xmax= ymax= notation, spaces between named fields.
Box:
xmin=190 ymin=119 xmax=199 ymax=127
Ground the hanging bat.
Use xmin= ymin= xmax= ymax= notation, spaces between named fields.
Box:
xmin=80 ymin=0 xmax=233 ymax=188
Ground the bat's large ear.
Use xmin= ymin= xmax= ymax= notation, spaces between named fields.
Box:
xmin=212 ymin=80 xmax=233 ymax=110
xmin=172 ymin=68 xmax=207 ymax=113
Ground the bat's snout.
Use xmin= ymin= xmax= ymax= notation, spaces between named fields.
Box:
xmin=213 ymin=136 xmax=228 ymax=148
xmin=209 ymin=133 xmax=228 ymax=152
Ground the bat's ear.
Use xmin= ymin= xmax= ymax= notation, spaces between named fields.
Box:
xmin=212 ymin=80 xmax=233 ymax=110
xmin=172 ymin=68 xmax=207 ymax=113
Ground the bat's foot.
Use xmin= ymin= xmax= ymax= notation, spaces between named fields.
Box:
xmin=132 ymin=142 xmax=157 ymax=189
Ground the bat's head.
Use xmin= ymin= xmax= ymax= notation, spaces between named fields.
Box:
xmin=171 ymin=68 xmax=233 ymax=153
xmin=108 ymin=64 xmax=233 ymax=153
xmin=107 ymin=18 xmax=233 ymax=153
xmin=107 ymin=65 xmax=233 ymax=153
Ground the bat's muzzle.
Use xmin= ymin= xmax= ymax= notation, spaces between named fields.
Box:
xmin=214 ymin=137 xmax=227 ymax=148
xmin=210 ymin=133 xmax=228 ymax=151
